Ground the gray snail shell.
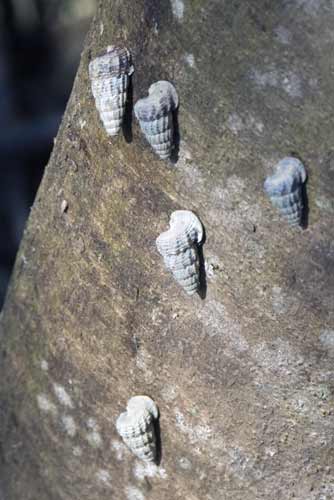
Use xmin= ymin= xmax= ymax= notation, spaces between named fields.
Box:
xmin=116 ymin=396 xmax=159 ymax=463
xmin=156 ymin=210 xmax=203 ymax=295
xmin=134 ymin=81 xmax=179 ymax=160
xmin=264 ymin=156 xmax=307 ymax=226
xmin=89 ymin=46 xmax=134 ymax=136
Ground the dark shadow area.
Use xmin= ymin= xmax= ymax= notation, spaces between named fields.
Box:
xmin=197 ymin=245 xmax=207 ymax=300
xmin=122 ymin=77 xmax=133 ymax=143
xmin=300 ymin=179 xmax=309 ymax=229
xmin=289 ymin=151 xmax=309 ymax=229
xmin=197 ymin=222 xmax=207 ymax=300
xmin=170 ymin=107 xmax=180 ymax=164
xmin=154 ymin=414 xmax=162 ymax=466
xmin=0 ymin=0 xmax=94 ymax=308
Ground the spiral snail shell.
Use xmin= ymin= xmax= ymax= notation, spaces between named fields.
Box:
xmin=116 ymin=396 xmax=159 ymax=463
xmin=156 ymin=210 xmax=204 ymax=295
xmin=264 ymin=156 xmax=307 ymax=227
xmin=134 ymin=81 xmax=179 ymax=160
xmin=89 ymin=46 xmax=134 ymax=136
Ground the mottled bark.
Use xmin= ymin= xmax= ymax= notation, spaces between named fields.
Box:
xmin=1 ymin=1 xmax=334 ymax=499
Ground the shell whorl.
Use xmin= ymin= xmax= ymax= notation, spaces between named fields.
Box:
xmin=116 ymin=396 xmax=159 ymax=463
xmin=264 ymin=157 xmax=307 ymax=226
xmin=89 ymin=46 xmax=134 ymax=136
xmin=134 ymin=81 xmax=179 ymax=160
xmin=156 ymin=210 xmax=203 ymax=295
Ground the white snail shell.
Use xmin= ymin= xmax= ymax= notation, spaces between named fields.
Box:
xmin=156 ymin=210 xmax=204 ymax=295
xmin=264 ymin=157 xmax=307 ymax=227
xmin=134 ymin=81 xmax=179 ymax=160
xmin=116 ymin=396 xmax=159 ymax=463
xmin=89 ymin=46 xmax=134 ymax=136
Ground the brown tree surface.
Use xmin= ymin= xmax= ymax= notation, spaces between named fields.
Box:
xmin=1 ymin=1 xmax=334 ymax=499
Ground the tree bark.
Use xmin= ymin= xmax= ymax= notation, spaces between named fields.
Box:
xmin=1 ymin=1 xmax=334 ymax=499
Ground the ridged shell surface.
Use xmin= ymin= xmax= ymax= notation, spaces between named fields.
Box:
xmin=89 ymin=46 xmax=134 ymax=136
xmin=116 ymin=396 xmax=159 ymax=463
xmin=156 ymin=210 xmax=203 ymax=295
xmin=134 ymin=81 xmax=179 ymax=160
xmin=264 ymin=157 xmax=307 ymax=226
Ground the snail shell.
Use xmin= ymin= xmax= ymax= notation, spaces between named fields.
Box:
xmin=156 ymin=210 xmax=204 ymax=295
xmin=134 ymin=81 xmax=179 ymax=160
xmin=89 ymin=46 xmax=134 ymax=136
xmin=116 ymin=396 xmax=159 ymax=463
xmin=264 ymin=157 xmax=307 ymax=226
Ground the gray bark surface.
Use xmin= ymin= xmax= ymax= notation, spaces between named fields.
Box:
xmin=0 ymin=1 xmax=334 ymax=499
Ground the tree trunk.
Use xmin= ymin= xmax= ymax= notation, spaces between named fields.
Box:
xmin=1 ymin=1 xmax=334 ymax=499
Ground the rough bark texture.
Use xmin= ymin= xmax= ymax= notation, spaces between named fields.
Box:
xmin=1 ymin=1 xmax=334 ymax=499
